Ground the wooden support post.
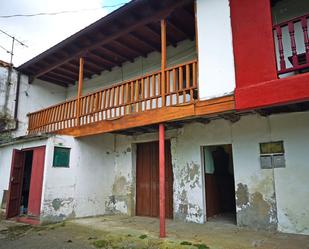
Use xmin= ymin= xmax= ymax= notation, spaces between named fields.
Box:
xmin=161 ymin=19 xmax=166 ymax=107
xmin=159 ymin=123 xmax=166 ymax=238
xmin=76 ymin=57 xmax=84 ymax=126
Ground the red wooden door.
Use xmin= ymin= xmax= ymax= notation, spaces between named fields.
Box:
xmin=6 ymin=149 xmax=25 ymax=218
xmin=27 ymin=146 xmax=45 ymax=217
xmin=136 ymin=141 xmax=173 ymax=218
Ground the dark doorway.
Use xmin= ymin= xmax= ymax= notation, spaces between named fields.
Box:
xmin=203 ymin=144 xmax=236 ymax=223
xmin=20 ymin=151 xmax=33 ymax=215
xmin=6 ymin=146 xmax=45 ymax=219
xmin=136 ymin=140 xmax=173 ymax=218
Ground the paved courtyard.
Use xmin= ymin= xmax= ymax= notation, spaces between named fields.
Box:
xmin=0 ymin=214 xmax=308 ymax=249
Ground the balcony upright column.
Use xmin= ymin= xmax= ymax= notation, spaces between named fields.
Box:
xmin=161 ymin=19 xmax=166 ymax=107
xmin=159 ymin=123 xmax=166 ymax=238
xmin=76 ymin=57 xmax=84 ymax=126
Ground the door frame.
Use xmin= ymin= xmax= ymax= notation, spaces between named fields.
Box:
xmin=201 ymin=144 xmax=237 ymax=222
xmin=6 ymin=145 xmax=46 ymax=219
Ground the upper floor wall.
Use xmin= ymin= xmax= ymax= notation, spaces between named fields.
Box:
xmin=196 ymin=0 xmax=236 ymax=100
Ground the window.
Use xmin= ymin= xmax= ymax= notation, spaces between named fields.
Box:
xmin=259 ymin=141 xmax=285 ymax=169
xmin=53 ymin=147 xmax=70 ymax=168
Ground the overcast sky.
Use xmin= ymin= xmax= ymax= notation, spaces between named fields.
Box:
xmin=0 ymin=0 xmax=130 ymax=66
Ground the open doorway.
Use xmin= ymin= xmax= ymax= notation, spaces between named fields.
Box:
xmin=20 ymin=151 xmax=33 ymax=215
xmin=6 ymin=146 xmax=45 ymax=220
xmin=203 ymin=144 xmax=236 ymax=224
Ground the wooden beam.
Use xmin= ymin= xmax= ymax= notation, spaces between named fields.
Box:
xmin=112 ymin=39 xmax=146 ymax=57
xmin=86 ymin=52 xmax=114 ymax=70
xmin=128 ymin=32 xmax=160 ymax=51
xmin=99 ymin=45 xmax=133 ymax=63
xmin=159 ymin=123 xmax=166 ymax=238
xmin=195 ymin=95 xmax=235 ymax=116
xmin=32 ymin=1 xmax=192 ymax=78
xmin=56 ymin=104 xmax=196 ymax=137
xmin=161 ymin=19 xmax=167 ymax=107
xmin=39 ymin=76 xmax=68 ymax=87
xmin=76 ymin=57 xmax=84 ymax=126
xmin=47 ymin=71 xmax=76 ymax=83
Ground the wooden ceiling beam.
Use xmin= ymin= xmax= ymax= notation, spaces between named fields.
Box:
xmin=39 ymin=75 xmax=68 ymax=87
xmin=99 ymin=45 xmax=133 ymax=63
xmin=112 ymin=39 xmax=144 ymax=57
xmin=31 ymin=0 xmax=192 ymax=79
xmin=47 ymin=71 xmax=76 ymax=84
xmin=130 ymin=32 xmax=161 ymax=51
xmin=86 ymin=52 xmax=115 ymax=70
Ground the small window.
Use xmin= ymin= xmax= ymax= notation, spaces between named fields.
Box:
xmin=53 ymin=147 xmax=70 ymax=168
xmin=259 ymin=141 xmax=285 ymax=169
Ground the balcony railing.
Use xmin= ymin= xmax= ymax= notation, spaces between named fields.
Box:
xmin=28 ymin=59 xmax=198 ymax=134
xmin=273 ymin=13 xmax=309 ymax=75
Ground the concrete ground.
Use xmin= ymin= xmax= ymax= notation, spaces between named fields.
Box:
xmin=0 ymin=214 xmax=308 ymax=249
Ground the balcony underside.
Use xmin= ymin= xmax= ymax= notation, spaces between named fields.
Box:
xmin=55 ymin=95 xmax=235 ymax=137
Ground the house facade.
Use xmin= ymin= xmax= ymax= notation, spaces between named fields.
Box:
xmin=0 ymin=0 xmax=308 ymax=236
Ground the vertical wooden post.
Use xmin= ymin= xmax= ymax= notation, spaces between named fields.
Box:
xmin=76 ymin=57 xmax=84 ymax=126
xmin=161 ymin=19 xmax=166 ymax=107
xmin=159 ymin=123 xmax=166 ymax=238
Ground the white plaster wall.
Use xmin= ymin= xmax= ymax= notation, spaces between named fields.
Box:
xmin=172 ymin=112 xmax=309 ymax=234
xmin=270 ymin=112 xmax=309 ymax=235
xmin=0 ymin=138 xmax=48 ymax=209
xmin=13 ymin=78 xmax=66 ymax=137
xmin=65 ymin=39 xmax=197 ymax=99
xmin=40 ymin=134 xmax=135 ymax=222
xmin=0 ymin=66 xmax=18 ymax=129
xmin=196 ymin=0 xmax=236 ymax=100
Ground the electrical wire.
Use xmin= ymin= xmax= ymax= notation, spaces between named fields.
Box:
xmin=0 ymin=3 xmax=128 ymax=18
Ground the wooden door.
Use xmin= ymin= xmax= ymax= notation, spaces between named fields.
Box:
xmin=6 ymin=149 xmax=25 ymax=218
xmin=28 ymin=147 xmax=46 ymax=217
xmin=136 ymin=141 xmax=173 ymax=218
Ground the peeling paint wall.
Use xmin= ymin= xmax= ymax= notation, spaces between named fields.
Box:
xmin=40 ymin=134 xmax=135 ymax=222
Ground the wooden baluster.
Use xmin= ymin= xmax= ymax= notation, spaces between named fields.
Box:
xmin=120 ymin=85 xmax=124 ymax=116
xmin=186 ymin=64 xmax=190 ymax=103
xmin=179 ymin=66 xmax=183 ymax=103
xmin=59 ymin=104 xmax=63 ymax=130
xmin=301 ymin=17 xmax=309 ymax=63
xmin=193 ymin=62 xmax=197 ymax=87
xmin=115 ymin=86 xmax=119 ymax=117
xmin=151 ymin=74 xmax=155 ymax=109
xmin=141 ymin=78 xmax=145 ymax=111
xmin=125 ymin=83 xmax=130 ymax=115
xmin=147 ymin=77 xmax=150 ymax=110
xmin=98 ymin=91 xmax=102 ymax=121
xmin=275 ymin=26 xmax=286 ymax=70
xmin=102 ymin=90 xmax=107 ymax=119
xmin=110 ymin=87 xmax=115 ymax=117
xmin=288 ymin=22 xmax=298 ymax=66
xmin=136 ymin=80 xmax=140 ymax=112
xmin=67 ymin=102 xmax=71 ymax=128
xmin=130 ymin=81 xmax=134 ymax=112
xmin=166 ymin=70 xmax=170 ymax=105
xmin=83 ymin=97 xmax=87 ymax=124
xmin=107 ymin=89 xmax=111 ymax=118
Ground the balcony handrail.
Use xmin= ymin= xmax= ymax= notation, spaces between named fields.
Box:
xmin=273 ymin=13 xmax=309 ymax=75
xmin=273 ymin=13 xmax=309 ymax=29
xmin=28 ymin=59 xmax=198 ymax=134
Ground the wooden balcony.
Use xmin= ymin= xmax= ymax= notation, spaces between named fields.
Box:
xmin=273 ymin=13 xmax=309 ymax=75
xmin=28 ymin=60 xmax=200 ymax=135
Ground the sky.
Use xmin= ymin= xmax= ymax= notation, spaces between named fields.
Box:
xmin=0 ymin=0 xmax=130 ymax=67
